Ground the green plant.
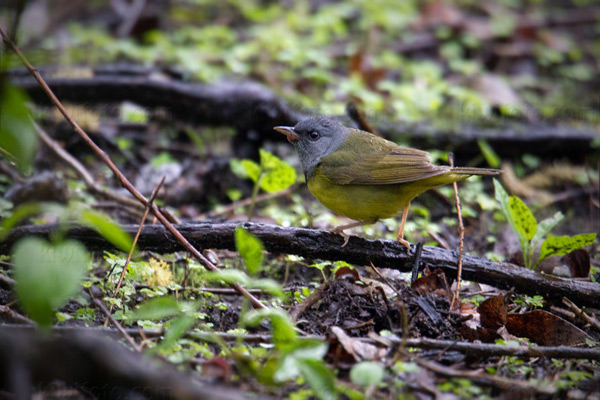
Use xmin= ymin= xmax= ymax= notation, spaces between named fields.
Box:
xmin=231 ymin=150 xmax=296 ymax=221
xmin=494 ymin=179 xmax=596 ymax=270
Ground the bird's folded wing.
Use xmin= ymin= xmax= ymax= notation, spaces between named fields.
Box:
xmin=320 ymin=130 xmax=448 ymax=185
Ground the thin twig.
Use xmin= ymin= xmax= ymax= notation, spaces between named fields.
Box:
xmin=32 ymin=119 xmax=144 ymax=211
xmin=93 ymin=298 xmax=141 ymax=352
xmin=113 ymin=176 xmax=165 ymax=297
xmin=448 ymin=153 xmax=464 ymax=310
xmin=0 ymin=25 xmax=266 ymax=310
xmin=197 ymin=186 xmax=294 ymax=220
xmin=562 ymin=297 xmax=600 ymax=333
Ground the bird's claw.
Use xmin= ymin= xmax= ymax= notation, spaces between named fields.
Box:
xmin=397 ymin=237 xmax=411 ymax=250
xmin=332 ymin=229 xmax=351 ymax=247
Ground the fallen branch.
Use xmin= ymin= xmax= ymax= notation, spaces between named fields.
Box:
xmin=2 ymin=222 xmax=599 ymax=309
xmin=9 ymin=325 xmax=600 ymax=361
xmin=8 ymin=66 xmax=599 ymax=159
xmin=0 ymin=327 xmax=254 ymax=400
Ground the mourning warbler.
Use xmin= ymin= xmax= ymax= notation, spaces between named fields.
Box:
xmin=274 ymin=117 xmax=502 ymax=248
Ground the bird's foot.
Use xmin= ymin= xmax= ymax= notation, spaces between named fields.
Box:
xmin=332 ymin=228 xmax=351 ymax=247
xmin=397 ymin=237 xmax=411 ymax=250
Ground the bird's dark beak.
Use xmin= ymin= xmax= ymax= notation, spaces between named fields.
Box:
xmin=274 ymin=126 xmax=299 ymax=143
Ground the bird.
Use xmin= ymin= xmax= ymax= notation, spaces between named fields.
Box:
xmin=274 ymin=117 xmax=502 ymax=248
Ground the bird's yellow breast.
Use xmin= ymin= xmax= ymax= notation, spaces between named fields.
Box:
xmin=307 ymin=166 xmax=467 ymax=222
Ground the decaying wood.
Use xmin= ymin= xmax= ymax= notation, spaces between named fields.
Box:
xmin=9 ymin=67 xmax=599 ymax=159
xmin=2 ymin=222 xmax=599 ymax=309
xmin=0 ymin=327 xmax=253 ymax=400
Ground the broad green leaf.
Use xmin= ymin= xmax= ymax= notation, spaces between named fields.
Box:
xmin=248 ymin=278 xmax=284 ymax=299
xmin=350 ymin=362 xmax=385 ymax=387
xmin=235 ymin=226 xmax=264 ymax=275
xmin=80 ymin=210 xmax=133 ymax=252
xmin=259 ymin=150 xmax=296 ymax=193
xmin=160 ymin=315 xmax=195 ymax=349
xmin=204 ymin=269 xmax=249 ymax=285
xmin=539 ymin=234 xmax=597 ymax=264
xmin=13 ymin=237 xmax=89 ymax=327
xmin=508 ymin=196 xmax=537 ymax=242
xmin=244 ymin=308 xmax=297 ymax=351
xmin=297 ymin=359 xmax=338 ymax=400
xmin=241 ymin=159 xmax=261 ymax=182
xmin=0 ymin=85 xmax=38 ymax=172
xmin=130 ymin=296 xmax=181 ymax=320
xmin=274 ymin=342 xmax=329 ymax=382
xmin=532 ymin=212 xmax=563 ymax=247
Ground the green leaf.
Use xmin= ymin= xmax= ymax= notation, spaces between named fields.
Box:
xmin=203 ymin=269 xmax=249 ymax=285
xmin=13 ymin=237 xmax=89 ymax=327
xmin=0 ymin=84 xmax=38 ymax=172
xmin=130 ymin=297 xmax=181 ymax=320
xmin=259 ymin=150 xmax=296 ymax=193
xmin=160 ymin=315 xmax=195 ymax=349
xmin=477 ymin=139 xmax=501 ymax=168
xmin=80 ymin=210 xmax=133 ymax=252
xmin=248 ymin=278 xmax=284 ymax=299
xmin=539 ymin=234 xmax=597 ymax=264
xmin=0 ymin=203 xmax=43 ymax=240
xmin=532 ymin=212 xmax=563 ymax=247
xmin=297 ymin=359 xmax=338 ymax=400
xmin=350 ymin=362 xmax=385 ymax=387
xmin=244 ymin=308 xmax=297 ymax=351
xmin=508 ymin=196 xmax=537 ymax=242
xmin=241 ymin=159 xmax=261 ymax=182
xmin=274 ymin=341 xmax=329 ymax=382
xmin=235 ymin=226 xmax=264 ymax=275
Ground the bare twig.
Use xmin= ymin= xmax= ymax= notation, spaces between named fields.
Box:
xmin=93 ymin=298 xmax=141 ymax=352
xmin=448 ymin=153 xmax=464 ymax=310
xmin=0 ymin=25 xmax=266 ymax=310
xmin=113 ymin=176 xmax=165 ymax=298
xmin=32 ymin=119 xmax=144 ymax=211
xmin=0 ymin=304 xmax=33 ymax=324
xmin=198 ymin=186 xmax=294 ymax=220
xmin=562 ymin=297 xmax=600 ymax=333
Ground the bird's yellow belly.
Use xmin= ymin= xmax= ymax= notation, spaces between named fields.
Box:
xmin=308 ymin=176 xmax=414 ymax=221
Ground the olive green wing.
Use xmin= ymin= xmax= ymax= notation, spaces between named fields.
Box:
xmin=320 ymin=129 xmax=449 ymax=185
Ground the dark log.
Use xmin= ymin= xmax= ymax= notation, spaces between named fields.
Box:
xmin=0 ymin=327 xmax=255 ymax=400
xmin=2 ymin=222 xmax=599 ymax=309
xmin=9 ymin=67 xmax=599 ymax=160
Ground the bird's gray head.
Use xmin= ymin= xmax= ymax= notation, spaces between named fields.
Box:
xmin=274 ymin=117 xmax=348 ymax=177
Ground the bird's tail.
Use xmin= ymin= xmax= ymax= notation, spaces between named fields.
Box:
xmin=451 ymin=167 xmax=503 ymax=176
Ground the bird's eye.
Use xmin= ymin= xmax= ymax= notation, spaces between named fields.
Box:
xmin=309 ymin=131 xmax=320 ymax=141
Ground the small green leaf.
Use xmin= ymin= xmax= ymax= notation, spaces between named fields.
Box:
xmin=160 ymin=315 xmax=195 ymax=349
xmin=244 ymin=308 xmax=297 ymax=351
xmin=297 ymin=359 xmax=338 ymax=400
xmin=0 ymin=84 xmax=38 ymax=172
xmin=248 ymin=278 xmax=284 ymax=299
xmin=274 ymin=341 xmax=329 ymax=382
xmin=204 ymin=269 xmax=249 ymax=285
xmin=13 ymin=237 xmax=89 ymax=327
xmin=259 ymin=150 xmax=296 ymax=193
xmin=350 ymin=361 xmax=385 ymax=387
xmin=235 ymin=227 xmax=264 ymax=274
xmin=241 ymin=159 xmax=261 ymax=182
xmin=80 ymin=210 xmax=133 ymax=252
xmin=508 ymin=196 xmax=537 ymax=242
xmin=130 ymin=297 xmax=181 ymax=321
xmin=532 ymin=212 xmax=563 ymax=247
xmin=539 ymin=234 xmax=597 ymax=264
xmin=477 ymin=139 xmax=500 ymax=168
